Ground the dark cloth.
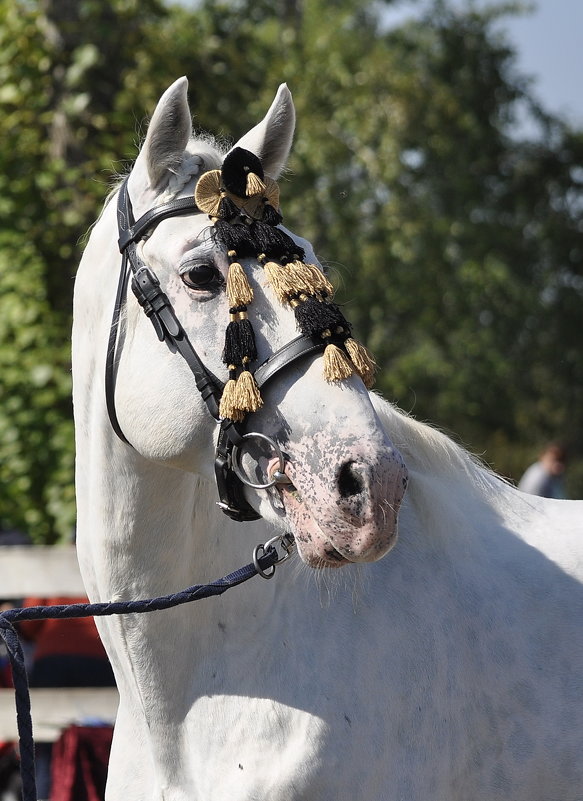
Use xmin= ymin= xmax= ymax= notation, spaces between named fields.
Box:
xmin=50 ymin=725 xmax=113 ymax=801
xmin=29 ymin=655 xmax=115 ymax=689
xmin=29 ymin=656 xmax=115 ymax=798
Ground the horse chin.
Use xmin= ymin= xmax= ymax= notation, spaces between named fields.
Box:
xmin=278 ymin=485 xmax=350 ymax=568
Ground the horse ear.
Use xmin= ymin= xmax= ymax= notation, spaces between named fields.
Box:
xmin=230 ymin=84 xmax=295 ymax=178
xmin=128 ymin=77 xmax=192 ymax=210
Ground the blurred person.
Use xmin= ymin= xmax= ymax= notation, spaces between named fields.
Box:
xmin=518 ymin=442 xmax=568 ymax=499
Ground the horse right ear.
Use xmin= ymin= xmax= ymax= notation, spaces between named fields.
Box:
xmin=230 ymin=84 xmax=296 ymax=179
xmin=128 ymin=77 xmax=192 ymax=215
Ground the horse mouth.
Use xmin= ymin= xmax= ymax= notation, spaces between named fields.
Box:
xmin=275 ymin=477 xmax=351 ymax=568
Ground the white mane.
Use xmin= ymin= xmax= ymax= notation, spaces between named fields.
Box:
xmin=371 ymin=394 xmax=501 ymax=492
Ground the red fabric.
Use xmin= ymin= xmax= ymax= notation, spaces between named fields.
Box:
xmin=0 ymin=656 xmax=14 ymax=750
xmin=0 ymin=658 xmax=12 ymax=688
xmin=18 ymin=598 xmax=108 ymax=661
xmin=50 ymin=725 xmax=113 ymax=801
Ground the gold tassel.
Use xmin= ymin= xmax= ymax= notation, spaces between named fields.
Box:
xmin=219 ymin=371 xmax=246 ymax=422
xmin=288 ymin=260 xmax=334 ymax=297
xmin=234 ymin=363 xmax=263 ymax=412
xmin=323 ymin=342 xmax=354 ymax=383
xmin=194 ymin=170 xmax=222 ymax=217
xmin=226 ymin=254 xmax=253 ymax=306
xmin=344 ymin=337 xmax=377 ymax=388
xmin=246 ymin=172 xmax=266 ymax=197
xmin=263 ymin=259 xmax=299 ymax=303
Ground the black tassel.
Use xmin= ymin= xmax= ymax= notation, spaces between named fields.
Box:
xmin=262 ymin=203 xmax=283 ymax=226
xmin=252 ymin=221 xmax=304 ymax=261
xmin=293 ymin=296 xmax=350 ymax=337
xmin=212 ymin=221 xmax=257 ymax=258
xmin=222 ymin=312 xmax=257 ymax=366
xmin=218 ymin=195 xmax=240 ymax=221
xmin=222 ymin=148 xmax=264 ymax=197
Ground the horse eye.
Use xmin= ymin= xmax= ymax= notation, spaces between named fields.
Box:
xmin=181 ymin=263 xmax=223 ymax=290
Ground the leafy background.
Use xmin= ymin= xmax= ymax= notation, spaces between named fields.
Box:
xmin=1 ymin=0 xmax=582 ymax=541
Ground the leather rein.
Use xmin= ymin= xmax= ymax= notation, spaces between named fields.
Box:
xmin=105 ymin=178 xmax=327 ymax=522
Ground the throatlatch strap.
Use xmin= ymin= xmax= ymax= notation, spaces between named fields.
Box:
xmin=105 ymin=251 xmax=132 ymax=444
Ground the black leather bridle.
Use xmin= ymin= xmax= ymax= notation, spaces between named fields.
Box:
xmin=105 ymin=178 xmax=328 ymax=521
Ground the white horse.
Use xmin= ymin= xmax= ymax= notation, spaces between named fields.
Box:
xmin=72 ymin=78 xmax=583 ymax=801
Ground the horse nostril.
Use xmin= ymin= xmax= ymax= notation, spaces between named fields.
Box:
xmin=337 ymin=460 xmax=365 ymax=498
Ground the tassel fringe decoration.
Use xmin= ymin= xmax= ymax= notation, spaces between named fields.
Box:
xmin=246 ymin=172 xmax=266 ymax=197
xmin=262 ymin=256 xmax=335 ymax=304
xmin=292 ymin=295 xmax=348 ymax=338
xmin=323 ymin=339 xmax=354 ymax=383
xmin=219 ymin=368 xmax=246 ymax=422
xmin=289 ymin=260 xmax=334 ymax=297
xmin=226 ymin=252 xmax=253 ymax=307
xmin=194 ymin=145 xmax=380 ymax=419
xmin=222 ymin=310 xmax=257 ymax=366
xmin=262 ymin=259 xmax=299 ymax=303
xmin=344 ymin=337 xmax=377 ymax=388
xmin=235 ymin=362 xmax=263 ymax=413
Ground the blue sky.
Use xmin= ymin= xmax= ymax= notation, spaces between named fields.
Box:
xmin=502 ymin=0 xmax=583 ymax=126
xmin=383 ymin=0 xmax=583 ymax=128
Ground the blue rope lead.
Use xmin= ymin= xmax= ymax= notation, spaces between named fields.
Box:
xmin=0 ymin=547 xmax=279 ymax=801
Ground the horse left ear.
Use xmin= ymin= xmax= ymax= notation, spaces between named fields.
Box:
xmin=230 ymin=84 xmax=295 ymax=178
xmin=128 ymin=77 xmax=192 ymax=211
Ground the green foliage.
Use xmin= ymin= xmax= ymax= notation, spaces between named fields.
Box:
xmin=0 ymin=233 xmax=74 ymax=541
xmin=0 ymin=0 xmax=168 ymax=540
xmin=1 ymin=0 xmax=583 ymax=542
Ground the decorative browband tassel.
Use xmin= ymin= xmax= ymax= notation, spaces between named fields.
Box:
xmin=321 ymin=331 xmax=354 ymax=383
xmin=246 ymin=171 xmax=266 ymax=197
xmin=226 ymin=251 xmax=253 ymax=307
xmin=261 ymin=255 xmax=334 ymax=304
xmin=219 ymin=367 xmax=245 ymax=422
xmin=288 ymin=259 xmax=334 ymax=297
xmin=220 ymin=301 xmax=262 ymax=420
xmin=344 ymin=337 xmax=377 ymax=388
xmin=194 ymin=143 xmax=380 ymax=420
xmin=234 ymin=358 xmax=263 ymax=413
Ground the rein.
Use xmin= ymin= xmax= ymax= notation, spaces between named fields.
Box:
xmin=0 ymin=535 xmax=293 ymax=801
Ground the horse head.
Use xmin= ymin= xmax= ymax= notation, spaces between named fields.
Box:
xmin=74 ymin=77 xmax=408 ymax=569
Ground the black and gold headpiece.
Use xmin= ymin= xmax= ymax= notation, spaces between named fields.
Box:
xmin=194 ymin=147 xmax=376 ymax=422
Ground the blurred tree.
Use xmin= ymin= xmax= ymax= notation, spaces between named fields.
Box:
xmin=0 ymin=0 xmax=168 ymax=540
xmin=0 ymin=233 xmax=75 ymax=541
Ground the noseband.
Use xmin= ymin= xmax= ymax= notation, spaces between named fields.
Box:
xmin=106 ymin=179 xmax=328 ymax=521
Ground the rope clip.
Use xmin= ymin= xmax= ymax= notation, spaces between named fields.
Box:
xmin=253 ymin=533 xmax=295 ymax=579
